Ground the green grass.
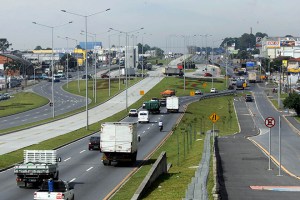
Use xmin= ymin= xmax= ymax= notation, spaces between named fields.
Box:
xmin=111 ymin=96 xmax=239 ymax=200
xmin=0 ymin=92 xmax=49 ymax=117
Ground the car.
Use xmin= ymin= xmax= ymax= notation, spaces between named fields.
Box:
xmin=245 ymin=94 xmax=253 ymax=102
xmin=53 ymin=75 xmax=61 ymax=82
xmin=204 ymin=72 xmax=212 ymax=77
xmin=195 ymin=90 xmax=203 ymax=95
xmin=128 ymin=109 xmax=138 ymax=117
xmin=82 ymin=74 xmax=92 ymax=79
xmin=101 ymin=74 xmax=109 ymax=78
xmin=88 ymin=136 xmax=100 ymax=150
xmin=67 ymin=74 xmax=72 ymax=78
xmin=210 ymin=88 xmax=217 ymax=93
xmin=231 ymin=78 xmax=237 ymax=85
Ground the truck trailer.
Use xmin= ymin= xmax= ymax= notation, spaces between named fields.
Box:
xmin=166 ymin=96 xmax=180 ymax=113
xmin=14 ymin=150 xmax=61 ymax=188
xmin=162 ymin=67 xmax=184 ymax=76
xmin=100 ymin=122 xmax=139 ymax=166
xmin=143 ymin=100 xmax=161 ymax=114
xmin=121 ymin=68 xmax=135 ymax=76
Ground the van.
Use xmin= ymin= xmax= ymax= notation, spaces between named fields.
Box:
xmin=138 ymin=111 xmax=149 ymax=123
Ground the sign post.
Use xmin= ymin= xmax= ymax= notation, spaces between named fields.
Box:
xmin=209 ymin=112 xmax=220 ymax=137
xmin=265 ymin=117 xmax=275 ymax=170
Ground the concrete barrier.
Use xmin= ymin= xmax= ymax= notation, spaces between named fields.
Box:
xmin=131 ymin=151 xmax=168 ymax=200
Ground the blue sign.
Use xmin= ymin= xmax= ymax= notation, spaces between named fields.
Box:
xmin=246 ymin=62 xmax=254 ymax=67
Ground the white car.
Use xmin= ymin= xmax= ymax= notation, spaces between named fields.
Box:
xmin=138 ymin=110 xmax=149 ymax=123
xmin=210 ymin=88 xmax=217 ymax=93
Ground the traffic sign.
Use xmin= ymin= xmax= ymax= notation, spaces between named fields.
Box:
xmin=209 ymin=112 xmax=220 ymax=123
xmin=265 ymin=117 xmax=275 ymax=128
xmin=190 ymin=91 xmax=195 ymax=96
xmin=203 ymin=82 xmax=207 ymax=88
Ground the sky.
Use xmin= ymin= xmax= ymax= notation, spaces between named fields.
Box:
xmin=2 ymin=0 xmax=300 ymax=52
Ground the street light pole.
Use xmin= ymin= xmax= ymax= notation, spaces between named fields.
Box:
xmin=32 ymin=21 xmax=72 ymax=118
xmin=61 ymin=8 xmax=111 ymax=129
xmin=110 ymin=27 xmax=144 ymax=110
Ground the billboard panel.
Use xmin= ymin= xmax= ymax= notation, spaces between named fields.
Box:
xmin=280 ymin=40 xmax=295 ymax=47
xmin=266 ymin=41 xmax=280 ymax=48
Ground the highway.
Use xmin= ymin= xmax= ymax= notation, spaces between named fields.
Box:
xmin=0 ymin=95 xmax=200 ymax=200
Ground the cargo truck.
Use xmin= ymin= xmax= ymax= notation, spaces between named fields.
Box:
xmin=14 ymin=150 xmax=61 ymax=188
xmin=248 ymin=71 xmax=257 ymax=83
xmin=143 ymin=100 xmax=161 ymax=114
xmin=166 ymin=96 xmax=180 ymax=113
xmin=121 ymin=68 xmax=135 ymax=76
xmin=162 ymin=67 xmax=184 ymax=76
xmin=100 ymin=122 xmax=139 ymax=166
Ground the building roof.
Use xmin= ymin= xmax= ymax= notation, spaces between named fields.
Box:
xmin=0 ymin=53 xmax=31 ymax=66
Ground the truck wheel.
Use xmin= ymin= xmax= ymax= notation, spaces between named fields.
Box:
xmin=103 ymin=160 xmax=108 ymax=166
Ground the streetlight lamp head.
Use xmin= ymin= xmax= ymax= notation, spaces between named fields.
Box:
xmin=61 ymin=10 xmax=66 ymax=12
xmin=32 ymin=22 xmax=37 ymax=24
xmin=69 ymin=21 xmax=73 ymax=24
xmin=106 ymin=8 xmax=111 ymax=11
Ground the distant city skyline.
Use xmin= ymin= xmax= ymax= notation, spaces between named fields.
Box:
xmin=2 ymin=0 xmax=300 ymax=53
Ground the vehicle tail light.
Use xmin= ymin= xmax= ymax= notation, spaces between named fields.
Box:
xmin=16 ymin=177 xmax=22 ymax=182
xmin=34 ymin=192 xmax=37 ymax=198
xmin=56 ymin=193 xmax=64 ymax=199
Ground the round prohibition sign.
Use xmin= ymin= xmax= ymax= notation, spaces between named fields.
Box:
xmin=265 ymin=117 xmax=275 ymax=128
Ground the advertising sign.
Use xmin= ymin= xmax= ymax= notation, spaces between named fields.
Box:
xmin=295 ymin=41 xmax=300 ymax=47
xmin=266 ymin=41 xmax=280 ymax=48
xmin=256 ymin=37 xmax=262 ymax=47
xmin=280 ymin=40 xmax=295 ymax=47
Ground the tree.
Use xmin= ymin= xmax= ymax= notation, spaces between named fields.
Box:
xmin=60 ymin=54 xmax=77 ymax=69
xmin=283 ymin=92 xmax=300 ymax=116
xmin=34 ymin=46 xmax=43 ymax=50
xmin=0 ymin=38 xmax=11 ymax=52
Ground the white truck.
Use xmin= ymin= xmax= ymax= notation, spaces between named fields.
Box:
xmin=14 ymin=150 xmax=61 ymax=188
xmin=121 ymin=68 xmax=135 ymax=76
xmin=33 ymin=180 xmax=74 ymax=200
xmin=162 ymin=67 xmax=184 ymax=76
xmin=100 ymin=122 xmax=139 ymax=165
xmin=166 ymin=96 xmax=180 ymax=113
xmin=248 ymin=71 xmax=257 ymax=83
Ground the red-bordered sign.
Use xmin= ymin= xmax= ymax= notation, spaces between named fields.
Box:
xmin=265 ymin=117 xmax=275 ymax=128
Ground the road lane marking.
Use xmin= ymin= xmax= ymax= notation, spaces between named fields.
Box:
xmin=147 ymin=127 xmax=150 ymax=129
xmin=64 ymin=157 xmax=71 ymax=162
xmin=80 ymin=150 xmax=86 ymax=154
xmin=86 ymin=167 xmax=93 ymax=171
xmin=69 ymin=178 xmax=76 ymax=182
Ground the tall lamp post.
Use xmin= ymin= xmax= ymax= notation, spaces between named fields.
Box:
xmin=61 ymin=8 xmax=111 ymax=129
xmin=110 ymin=27 xmax=144 ymax=110
xmin=32 ymin=21 xmax=72 ymax=118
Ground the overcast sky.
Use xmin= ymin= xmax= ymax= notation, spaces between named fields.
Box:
xmin=2 ymin=0 xmax=300 ymax=52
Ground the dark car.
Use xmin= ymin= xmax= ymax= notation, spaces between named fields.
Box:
xmin=88 ymin=136 xmax=100 ymax=150
xmin=101 ymin=74 xmax=109 ymax=78
xmin=245 ymin=94 xmax=253 ymax=102
xmin=195 ymin=90 xmax=203 ymax=95
xmin=82 ymin=74 xmax=92 ymax=79
xmin=204 ymin=72 xmax=212 ymax=77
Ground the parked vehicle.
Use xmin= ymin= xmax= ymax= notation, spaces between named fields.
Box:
xmin=88 ymin=136 xmax=100 ymax=150
xmin=100 ymin=122 xmax=139 ymax=165
xmin=138 ymin=110 xmax=149 ymax=123
xmin=162 ymin=67 xmax=183 ymax=76
xmin=166 ymin=96 xmax=180 ymax=113
xmin=143 ymin=100 xmax=160 ymax=114
xmin=14 ymin=150 xmax=61 ymax=188
xmin=128 ymin=109 xmax=138 ymax=117
xmin=33 ymin=180 xmax=74 ymax=200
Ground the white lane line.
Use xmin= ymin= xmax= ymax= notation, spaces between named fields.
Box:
xmin=143 ymin=131 xmax=146 ymax=133
xmin=86 ymin=167 xmax=93 ymax=171
xmin=69 ymin=178 xmax=76 ymax=182
xmin=147 ymin=127 xmax=150 ymax=129
xmin=80 ymin=150 xmax=86 ymax=154
xmin=15 ymin=117 xmax=20 ymax=119
xmin=64 ymin=157 xmax=71 ymax=162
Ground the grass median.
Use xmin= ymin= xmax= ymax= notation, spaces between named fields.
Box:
xmin=111 ymin=95 xmax=239 ymax=200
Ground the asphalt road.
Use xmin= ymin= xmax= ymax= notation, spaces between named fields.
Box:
xmin=0 ymin=95 xmax=199 ymax=200
xmin=217 ymin=83 xmax=300 ymax=200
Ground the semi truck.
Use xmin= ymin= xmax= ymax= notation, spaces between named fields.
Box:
xmin=121 ymin=68 xmax=135 ymax=76
xmin=143 ymin=100 xmax=161 ymax=114
xmin=14 ymin=150 xmax=61 ymax=188
xmin=166 ymin=96 xmax=180 ymax=113
xmin=33 ymin=180 xmax=74 ymax=200
xmin=100 ymin=122 xmax=139 ymax=166
xmin=162 ymin=67 xmax=184 ymax=76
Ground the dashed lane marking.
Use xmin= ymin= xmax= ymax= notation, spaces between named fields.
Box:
xmin=80 ymin=150 xmax=86 ymax=154
xmin=86 ymin=167 xmax=93 ymax=171
xmin=64 ymin=157 xmax=71 ymax=162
